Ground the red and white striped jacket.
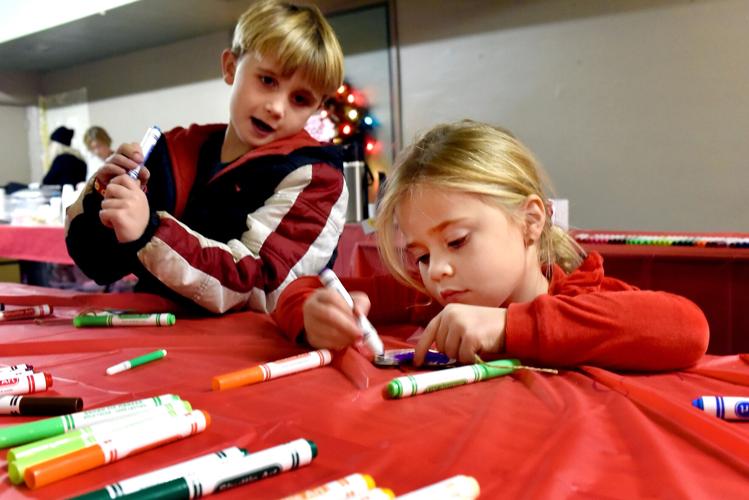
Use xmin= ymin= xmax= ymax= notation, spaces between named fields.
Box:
xmin=66 ymin=124 xmax=347 ymax=314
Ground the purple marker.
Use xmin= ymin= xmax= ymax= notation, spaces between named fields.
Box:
xmin=128 ymin=126 xmax=162 ymax=180
xmin=374 ymin=349 xmax=455 ymax=368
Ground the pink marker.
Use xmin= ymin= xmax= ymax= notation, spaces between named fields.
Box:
xmin=0 ymin=372 xmax=53 ymax=396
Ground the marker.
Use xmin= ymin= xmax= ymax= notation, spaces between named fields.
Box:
xmin=0 ymin=364 xmax=34 ymax=373
xmin=0 ymin=372 xmax=52 ymax=396
xmin=320 ymin=269 xmax=384 ymax=357
xmin=128 ymin=125 xmax=162 ymax=180
xmin=0 ymin=395 xmax=82 ymax=416
xmin=397 ymin=475 xmax=480 ymax=500
xmin=9 ymin=401 xmax=193 ymax=485
xmin=106 ymin=349 xmax=167 ymax=375
xmin=73 ymin=313 xmax=176 ymax=328
xmin=281 ymin=473 xmax=376 ymax=499
xmin=24 ymin=409 xmax=210 ymax=489
xmin=374 ymin=349 xmax=455 ymax=368
xmin=0 ymin=304 xmax=53 ymax=321
xmin=212 ymin=349 xmax=332 ymax=391
xmin=0 ymin=393 xmax=182 ymax=448
xmin=692 ymin=396 xmax=749 ymax=420
xmin=385 ymin=359 xmax=519 ymax=399
xmin=71 ymin=447 xmax=248 ymax=500
xmin=117 ymin=438 xmax=316 ymax=499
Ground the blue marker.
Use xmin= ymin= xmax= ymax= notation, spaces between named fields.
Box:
xmin=128 ymin=126 xmax=162 ymax=180
xmin=692 ymin=396 xmax=749 ymax=420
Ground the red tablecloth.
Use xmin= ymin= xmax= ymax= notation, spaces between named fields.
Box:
xmin=0 ymin=225 xmax=73 ymax=265
xmin=1 ymin=284 xmax=748 ymax=498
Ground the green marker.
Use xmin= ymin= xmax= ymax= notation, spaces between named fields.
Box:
xmin=7 ymin=400 xmax=191 ymax=485
xmin=114 ymin=439 xmax=317 ymax=499
xmin=73 ymin=313 xmax=176 ymax=328
xmin=106 ymin=349 xmax=167 ymax=375
xmin=70 ymin=447 xmax=248 ymax=500
xmin=0 ymin=393 xmax=182 ymax=449
xmin=386 ymin=359 xmax=520 ymax=399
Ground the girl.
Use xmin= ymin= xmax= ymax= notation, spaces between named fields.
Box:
xmin=273 ymin=120 xmax=709 ymax=370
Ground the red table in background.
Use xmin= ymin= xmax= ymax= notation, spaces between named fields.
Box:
xmin=1 ymin=284 xmax=749 ymax=498
xmin=0 ymin=225 xmax=73 ymax=265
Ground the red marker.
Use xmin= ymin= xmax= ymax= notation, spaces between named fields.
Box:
xmin=0 ymin=372 xmax=53 ymax=396
xmin=0 ymin=305 xmax=53 ymax=321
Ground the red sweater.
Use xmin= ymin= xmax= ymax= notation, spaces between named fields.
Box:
xmin=272 ymin=252 xmax=709 ymax=371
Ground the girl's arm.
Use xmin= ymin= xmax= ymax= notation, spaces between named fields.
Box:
xmin=504 ymin=290 xmax=709 ymax=370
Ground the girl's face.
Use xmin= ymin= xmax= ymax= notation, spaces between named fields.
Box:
xmin=397 ymin=184 xmax=547 ymax=308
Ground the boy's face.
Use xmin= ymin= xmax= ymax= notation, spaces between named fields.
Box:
xmin=221 ymin=50 xmax=325 ymax=158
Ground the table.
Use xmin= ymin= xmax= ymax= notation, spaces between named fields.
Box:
xmin=1 ymin=284 xmax=748 ymax=498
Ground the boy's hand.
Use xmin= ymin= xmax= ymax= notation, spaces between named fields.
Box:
xmin=93 ymin=142 xmax=150 ymax=194
xmin=99 ymin=175 xmax=150 ymax=243
xmin=414 ymin=304 xmax=507 ymax=366
xmin=303 ymin=288 xmax=368 ymax=350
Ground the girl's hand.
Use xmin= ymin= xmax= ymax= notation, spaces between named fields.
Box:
xmin=302 ymin=288 xmax=369 ymax=350
xmin=414 ymin=304 xmax=507 ymax=365
xmin=99 ymin=174 xmax=150 ymax=243
xmin=93 ymin=143 xmax=150 ymax=193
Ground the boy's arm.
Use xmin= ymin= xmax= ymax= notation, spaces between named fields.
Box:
xmin=65 ymin=178 xmax=136 ymax=284
xmin=133 ymin=161 xmax=347 ymax=313
xmin=504 ymin=290 xmax=710 ymax=370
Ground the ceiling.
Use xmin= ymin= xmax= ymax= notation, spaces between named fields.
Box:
xmin=0 ymin=0 xmax=378 ymax=73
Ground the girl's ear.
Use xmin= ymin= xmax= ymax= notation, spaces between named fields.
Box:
xmin=221 ymin=49 xmax=238 ymax=85
xmin=521 ymin=194 xmax=546 ymax=246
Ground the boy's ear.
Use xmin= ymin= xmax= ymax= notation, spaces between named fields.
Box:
xmin=521 ymin=194 xmax=546 ymax=245
xmin=221 ymin=49 xmax=238 ymax=85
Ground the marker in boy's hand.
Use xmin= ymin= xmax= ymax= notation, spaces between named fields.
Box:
xmin=93 ymin=125 xmax=160 ymax=195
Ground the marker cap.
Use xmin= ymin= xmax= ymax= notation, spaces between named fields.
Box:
xmin=692 ymin=398 xmax=703 ymax=410
xmin=0 ymin=417 xmax=66 ymax=449
xmin=25 ymin=444 xmax=106 ymax=489
xmin=306 ymin=439 xmax=318 ymax=458
xmin=19 ymin=396 xmax=83 ymax=416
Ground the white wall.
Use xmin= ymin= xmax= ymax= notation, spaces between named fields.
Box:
xmin=0 ymin=104 xmax=32 ymax=184
xmin=396 ymin=0 xmax=749 ymax=231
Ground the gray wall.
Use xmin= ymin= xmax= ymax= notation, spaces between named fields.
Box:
xmin=396 ymin=0 xmax=749 ymax=231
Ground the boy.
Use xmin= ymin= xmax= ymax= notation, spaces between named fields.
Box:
xmin=65 ymin=0 xmax=347 ymax=314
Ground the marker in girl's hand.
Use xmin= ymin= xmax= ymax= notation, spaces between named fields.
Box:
xmin=128 ymin=125 xmax=162 ymax=180
xmin=320 ymin=269 xmax=385 ymax=357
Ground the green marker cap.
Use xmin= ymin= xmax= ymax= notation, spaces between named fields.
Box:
xmin=479 ymin=358 xmax=520 ymax=379
xmin=118 ymin=477 xmax=189 ymax=500
xmin=0 ymin=416 xmax=66 ymax=449
xmin=73 ymin=315 xmax=111 ymax=328
xmin=305 ymin=439 xmax=318 ymax=458
xmin=386 ymin=379 xmax=403 ymax=399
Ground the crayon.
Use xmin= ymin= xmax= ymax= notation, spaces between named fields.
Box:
xmin=692 ymin=396 xmax=749 ymax=420
xmin=0 ymin=304 xmax=53 ymax=321
xmin=320 ymin=269 xmax=385 ymax=357
xmin=385 ymin=359 xmax=519 ymax=399
xmin=116 ymin=438 xmax=316 ymax=499
xmin=73 ymin=313 xmax=176 ymax=327
xmin=71 ymin=447 xmax=248 ymax=500
xmin=212 ymin=349 xmax=332 ymax=391
xmin=24 ymin=409 xmax=210 ymax=489
xmin=0 ymin=395 xmax=82 ymax=416
xmin=8 ymin=401 xmax=192 ymax=485
xmin=128 ymin=126 xmax=162 ymax=180
xmin=281 ymin=473 xmax=376 ymax=499
xmin=0 ymin=393 xmax=182 ymax=448
xmin=0 ymin=363 xmax=33 ymax=373
xmin=397 ymin=475 xmax=480 ymax=500
xmin=106 ymin=349 xmax=167 ymax=375
xmin=0 ymin=371 xmax=52 ymax=396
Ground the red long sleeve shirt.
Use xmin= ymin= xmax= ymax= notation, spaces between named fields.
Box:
xmin=272 ymin=252 xmax=709 ymax=370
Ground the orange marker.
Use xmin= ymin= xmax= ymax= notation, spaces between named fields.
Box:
xmin=24 ymin=409 xmax=209 ymax=489
xmin=212 ymin=349 xmax=332 ymax=391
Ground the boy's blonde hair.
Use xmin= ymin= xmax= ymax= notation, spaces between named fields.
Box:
xmin=232 ymin=0 xmax=344 ymax=95
xmin=376 ymin=120 xmax=585 ymax=293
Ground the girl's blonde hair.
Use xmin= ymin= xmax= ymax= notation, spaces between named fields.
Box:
xmin=376 ymin=120 xmax=585 ymax=293
xmin=83 ymin=126 xmax=112 ymax=149
xmin=232 ymin=0 xmax=343 ymax=96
